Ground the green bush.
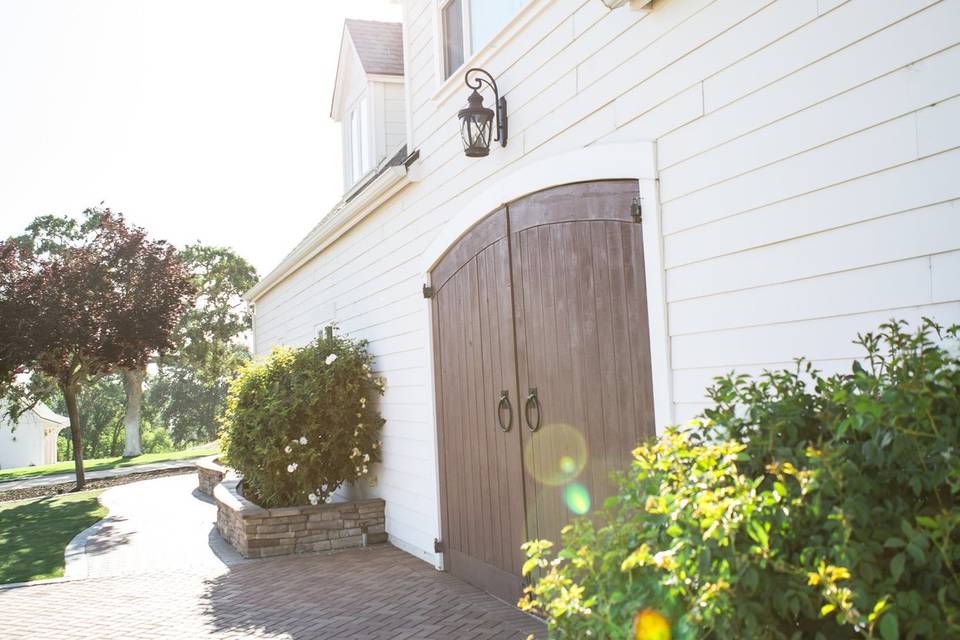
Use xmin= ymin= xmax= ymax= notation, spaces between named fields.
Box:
xmin=521 ymin=320 xmax=960 ymax=639
xmin=220 ymin=329 xmax=385 ymax=508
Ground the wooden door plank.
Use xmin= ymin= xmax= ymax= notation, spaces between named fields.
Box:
xmin=474 ymin=254 xmax=502 ymax=569
xmin=432 ymin=208 xmax=508 ymax=291
xmin=604 ymin=222 xmax=640 ymax=468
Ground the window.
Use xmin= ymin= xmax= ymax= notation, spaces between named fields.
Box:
xmin=349 ymin=96 xmax=371 ymax=184
xmin=442 ymin=0 xmax=464 ymax=79
xmin=440 ymin=0 xmax=527 ymax=79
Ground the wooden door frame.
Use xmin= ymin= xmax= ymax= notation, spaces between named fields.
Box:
xmin=420 ymin=141 xmax=673 ymax=571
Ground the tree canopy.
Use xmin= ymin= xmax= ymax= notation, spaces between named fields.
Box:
xmin=148 ymin=244 xmax=258 ymax=445
xmin=0 ymin=209 xmax=195 ymax=486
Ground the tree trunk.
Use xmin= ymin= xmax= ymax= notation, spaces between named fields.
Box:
xmin=122 ymin=367 xmax=147 ymax=457
xmin=62 ymin=382 xmax=86 ymax=489
xmin=109 ymin=418 xmax=122 ymax=457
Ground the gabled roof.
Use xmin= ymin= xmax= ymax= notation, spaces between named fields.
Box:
xmin=344 ymin=19 xmax=404 ymax=76
xmin=331 ymin=19 xmax=405 ymax=120
xmin=31 ymin=401 xmax=69 ymax=426
xmin=1 ymin=400 xmax=69 ymax=429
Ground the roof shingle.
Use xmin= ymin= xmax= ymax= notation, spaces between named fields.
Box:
xmin=345 ymin=19 xmax=404 ymax=76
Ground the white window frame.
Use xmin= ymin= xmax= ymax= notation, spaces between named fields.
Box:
xmin=346 ymin=94 xmax=372 ymax=186
xmin=438 ymin=0 xmax=471 ymax=81
xmin=436 ymin=0 xmax=533 ymax=81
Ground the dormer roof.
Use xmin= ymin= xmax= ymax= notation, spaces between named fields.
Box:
xmin=331 ymin=19 xmax=404 ymax=120
xmin=345 ymin=19 xmax=404 ymax=76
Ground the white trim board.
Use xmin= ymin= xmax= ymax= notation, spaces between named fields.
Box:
xmin=420 ymin=140 xmax=674 ymax=443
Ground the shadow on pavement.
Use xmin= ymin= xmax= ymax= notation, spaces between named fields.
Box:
xmin=199 ymin=546 xmax=545 ymax=639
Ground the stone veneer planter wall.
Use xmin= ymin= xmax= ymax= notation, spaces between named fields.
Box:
xmin=212 ymin=475 xmax=387 ymax=559
xmin=197 ymin=457 xmax=226 ymax=497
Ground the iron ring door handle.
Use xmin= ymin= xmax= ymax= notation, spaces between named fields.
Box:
xmin=525 ymin=388 xmax=541 ymax=432
xmin=497 ymin=390 xmax=513 ymax=432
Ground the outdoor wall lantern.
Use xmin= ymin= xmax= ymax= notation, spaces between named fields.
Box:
xmin=458 ymin=68 xmax=507 ymax=158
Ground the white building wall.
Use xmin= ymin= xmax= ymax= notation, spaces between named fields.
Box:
xmin=0 ymin=413 xmax=50 ymax=470
xmin=253 ymin=0 xmax=960 ymax=563
xmin=383 ymin=81 xmax=407 ymax=154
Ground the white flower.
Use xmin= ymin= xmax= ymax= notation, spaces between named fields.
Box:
xmin=284 ymin=445 xmax=292 ymax=454
xmin=362 ymin=465 xmax=368 ymax=474
xmin=363 ymin=453 xmax=370 ymax=462
xmin=325 ymin=353 xmax=337 ymax=365
xmin=359 ymin=397 xmax=367 ymax=408
xmin=287 ymin=463 xmax=298 ymax=473
xmin=372 ymin=442 xmax=379 ymax=450
xmin=299 ymin=436 xmax=308 ymax=445
xmin=353 ymin=429 xmax=358 ymax=437
xmin=308 ymin=493 xmax=319 ymax=506
xmin=351 ymin=447 xmax=361 ymax=458
xmin=357 ymin=423 xmax=364 ymax=429
xmin=362 ymin=364 xmax=370 ymax=372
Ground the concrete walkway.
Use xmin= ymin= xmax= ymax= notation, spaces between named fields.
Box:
xmin=0 ymin=473 xmax=546 ymax=639
xmin=0 ymin=457 xmax=206 ymax=492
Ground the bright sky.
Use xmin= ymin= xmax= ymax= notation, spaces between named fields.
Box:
xmin=0 ymin=0 xmax=402 ymax=277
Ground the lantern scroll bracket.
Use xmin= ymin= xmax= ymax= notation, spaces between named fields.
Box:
xmin=464 ymin=68 xmax=507 ymax=148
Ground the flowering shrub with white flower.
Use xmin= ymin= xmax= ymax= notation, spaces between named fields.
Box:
xmin=220 ymin=327 xmax=385 ymax=508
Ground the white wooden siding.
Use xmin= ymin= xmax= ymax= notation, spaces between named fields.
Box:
xmin=383 ymin=82 xmax=407 ymax=154
xmin=252 ymin=0 xmax=960 ymax=563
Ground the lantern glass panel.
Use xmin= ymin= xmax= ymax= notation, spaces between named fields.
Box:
xmin=459 ymin=97 xmax=494 ymax=156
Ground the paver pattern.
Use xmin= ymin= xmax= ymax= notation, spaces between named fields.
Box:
xmin=68 ymin=473 xmax=245 ymax=578
xmin=1 ymin=474 xmax=546 ymax=639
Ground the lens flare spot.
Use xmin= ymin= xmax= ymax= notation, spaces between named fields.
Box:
xmin=563 ymin=483 xmax=591 ymax=515
xmin=634 ymin=609 xmax=671 ymax=640
xmin=523 ymin=423 xmax=588 ymax=486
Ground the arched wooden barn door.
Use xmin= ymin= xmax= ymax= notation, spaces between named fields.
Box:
xmin=429 ymin=181 xmax=656 ymax=604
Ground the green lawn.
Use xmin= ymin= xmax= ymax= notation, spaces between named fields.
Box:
xmin=0 ymin=490 xmax=107 ymax=584
xmin=0 ymin=445 xmax=219 ymax=482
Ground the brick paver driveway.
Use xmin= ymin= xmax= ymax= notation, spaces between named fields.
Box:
xmin=0 ymin=474 xmax=545 ymax=639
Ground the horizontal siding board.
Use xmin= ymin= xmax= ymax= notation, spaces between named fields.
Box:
xmin=702 ymin=0 xmax=939 ymax=113
xmin=660 ymin=44 xmax=960 ymax=201
xmin=658 ymin=0 xmax=960 ymax=168
xmin=667 ymin=200 xmax=960 ymax=302
xmin=664 ymin=148 xmax=960 ymax=269
xmin=671 ymin=302 xmax=960 ymax=369
xmin=918 ymin=94 xmax=960 ymax=156
xmin=526 ymin=0 xmax=775 ymax=152
xmin=932 ymin=250 xmax=960 ymax=303
xmin=661 ymin=113 xmax=920 ymax=235
xmin=613 ymin=0 xmax=818 ymax=129
xmin=669 ymin=258 xmax=934 ymax=336
xmin=672 ymin=358 xmax=854 ymax=404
